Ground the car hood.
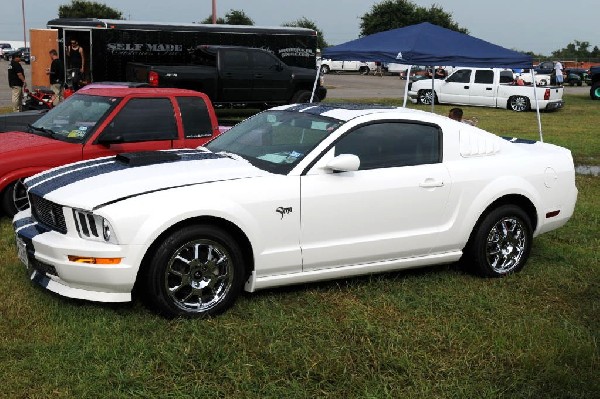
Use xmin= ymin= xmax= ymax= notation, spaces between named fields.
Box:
xmin=26 ymin=149 xmax=270 ymax=210
xmin=0 ymin=131 xmax=72 ymax=153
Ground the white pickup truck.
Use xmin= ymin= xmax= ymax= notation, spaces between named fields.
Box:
xmin=320 ymin=59 xmax=376 ymax=74
xmin=408 ymin=68 xmax=564 ymax=112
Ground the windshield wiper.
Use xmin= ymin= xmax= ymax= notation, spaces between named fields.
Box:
xmin=27 ymin=124 xmax=57 ymax=138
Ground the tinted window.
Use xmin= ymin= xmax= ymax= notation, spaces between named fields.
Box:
xmin=447 ymin=69 xmax=471 ymax=83
xmin=103 ymin=98 xmax=177 ymax=141
xmin=177 ymin=97 xmax=213 ymax=138
xmin=334 ymin=122 xmax=441 ymax=170
xmin=221 ymin=50 xmax=249 ymax=69
xmin=253 ymin=51 xmax=279 ymax=70
xmin=474 ymin=70 xmax=494 ymax=84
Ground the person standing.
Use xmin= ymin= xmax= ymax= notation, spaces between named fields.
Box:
xmin=554 ymin=61 xmax=564 ymax=86
xmin=8 ymin=52 xmax=26 ymax=112
xmin=47 ymin=49 xmax=64 ymax=106
xmin=66 ymin=38 xmax=85 ymax=90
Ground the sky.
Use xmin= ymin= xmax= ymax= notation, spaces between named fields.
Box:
xmin=1 ymin=0 xmax=598 ymax=56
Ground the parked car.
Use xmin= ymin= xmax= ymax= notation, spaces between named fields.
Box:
xmin=0 ymin=87 xmax=223 ymax=217
xmin=408 ymin=67 xmax=564 ymax=112
xmin=13 ymin=103 xmax=577 ymax=318
xmin=563 ymin=68 xmax=588 ymax=86
xmin=589 ymin=66 xmax=600 ymax=100
xmin=320 ymin=59 xmax=376 ymax=74
xmin=0 ymin=43 xmax=12 ymax=57
xmin=4 ymin=47 xmax=30 ymax=63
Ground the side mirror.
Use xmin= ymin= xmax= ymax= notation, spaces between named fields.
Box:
xmin=97 ymin=130 xmax=125 ymax=145
xmin=324 ymin=154 xmax=360 ymax=172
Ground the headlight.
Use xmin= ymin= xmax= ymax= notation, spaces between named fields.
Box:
xmin=72 ymin=209 xmax=118 ymax=244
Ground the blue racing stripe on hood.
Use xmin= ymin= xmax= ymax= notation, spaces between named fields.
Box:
xmin=28 ymin=150 xmax=223 ymax=198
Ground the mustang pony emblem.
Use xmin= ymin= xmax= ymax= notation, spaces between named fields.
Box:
xmin=276 ymin=207 xmax=292 ymax=219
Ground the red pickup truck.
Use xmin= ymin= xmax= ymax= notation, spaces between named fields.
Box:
xmin=0 ymin=87 xmax=222 ymax=217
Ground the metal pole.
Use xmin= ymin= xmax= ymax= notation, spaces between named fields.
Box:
xmin=21 ymin=0 xmax=27 ymax=47
xmin=212 ymin=0 xmax=217 ymax=24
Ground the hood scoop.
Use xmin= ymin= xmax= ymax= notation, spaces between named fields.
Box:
xmin=116 ymin=151 xmax=181 ymax=166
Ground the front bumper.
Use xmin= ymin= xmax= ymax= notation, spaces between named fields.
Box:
xmin=13 ymin=211 xmax=143 ymax=303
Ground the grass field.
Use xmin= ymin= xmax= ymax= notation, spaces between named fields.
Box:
xmin=0 ymin=94 xmax=598 ymax=398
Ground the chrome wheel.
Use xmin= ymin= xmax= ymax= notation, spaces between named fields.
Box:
xmin=166 ymin=239 xmax=234 ymax=313
xmin=509 ymin=96 xmax=530 ymax=112
xmin=13 ymin=179 xmax=29 ymax=212
xmin=485 ymin=217 xmax=527 ymax=274
xmin=418 ymin=90 xmax=434 ymax=105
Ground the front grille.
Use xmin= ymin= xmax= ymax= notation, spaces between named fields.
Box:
xmin=29 ymin=194 xmax=67 ymax=234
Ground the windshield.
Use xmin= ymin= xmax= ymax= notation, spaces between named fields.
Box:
xmin=30 ymin=93 xmax=121 ymax=143
xmin=206 ymin=110 xmax=342 ymax=174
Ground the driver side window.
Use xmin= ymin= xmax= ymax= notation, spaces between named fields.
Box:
xmin=334 ymin=122 xmax=441 ymax=170
xmin=103 ymin=98 xmax=178 ymax=142
xmin=446 ymin=69 xmax=472 ymax=83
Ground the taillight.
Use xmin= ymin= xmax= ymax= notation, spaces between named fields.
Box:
xmin=148 ymin=71 xmax=159 ymax=87
xmin=544 ymin=88 xmax=550 ymax=100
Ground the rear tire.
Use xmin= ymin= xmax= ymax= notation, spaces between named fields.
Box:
xmin=464 ymin=205 xmax=533 ymax=278
xmin=509 ymin=96 xmax=530 ymax=112
xmin=144 ymin=225 xmax=245 ymax=318
xmin=320 ymin=65 xmax=330 ymax=74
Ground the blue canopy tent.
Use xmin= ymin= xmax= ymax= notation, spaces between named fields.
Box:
xmin=320 ymin=23 xmax=545 ymax=140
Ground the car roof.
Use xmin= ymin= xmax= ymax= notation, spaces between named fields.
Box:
xmin=272 ymin=103 xmax=440 ymax=123
xmin=73 ymin=87 xmax=205 ymax=97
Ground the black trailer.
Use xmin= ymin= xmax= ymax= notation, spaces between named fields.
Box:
xmin=39 ymin=18 xmax=319 ymax=84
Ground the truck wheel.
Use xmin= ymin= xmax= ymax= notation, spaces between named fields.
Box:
xmin=359 ymin=66 xmax=369 ymax=75
xmin=508 ymin=96 xmax=530 ymax=112
xmin=417 ymin=90 xmax=436 ymax=105
xmin=539 ymin=79 xmax=548 ymax=86
xmin=1 ymin=179 xmax=29 ymax=217
xmin=590 ymin=82 xmax=600 ymax=100
xmin=320 ymin=65 xmax=330 ymax=74
xmin=291 ymin=90 xmax=319 ymax=103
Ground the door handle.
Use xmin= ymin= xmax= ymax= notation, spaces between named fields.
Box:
xmin=254 ymin=74 xmax=263 ymax=78
xmin=486 ymin=87 xmax=492 ymax=90
xmin=464 ymin=86 xmax=470 ymax=89
xmin=419 ymin=179 xmax=444 ymax=188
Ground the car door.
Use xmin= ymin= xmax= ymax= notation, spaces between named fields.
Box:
xmin=468 ymin=69 xmax=496 ymax=106
xmin=251 ymin=50 xmax=291 ymax=102
xmin=82 ymin=97 xmax=177 ymax=159
xmin=218 ymin=48 xmax=253 ymax=102
xmin=438 ymin=69 xmax=472 ymax=104
xmin=300 ymin=121 xmax=451 ymax=271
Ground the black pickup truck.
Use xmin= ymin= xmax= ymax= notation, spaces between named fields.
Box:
xmin=126 ymin=45 xmax=327 ymax=107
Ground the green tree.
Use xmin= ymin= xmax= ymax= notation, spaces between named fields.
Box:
xmin=360 ymin=0 xmax=467 ymax=37
xmin=552 ymin=40 xmax=595 ymax=60
xmin=58 ymin=0 xmax=123 ymax=19
xmin=199 ymin=9 xmax=254 ymax=25
xmin=282 ymin=17 xmax=328 ymax=49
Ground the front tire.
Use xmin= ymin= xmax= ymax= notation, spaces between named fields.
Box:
xmin=1 ymin=179 xmax=29 ymax=217
xmin=417 ymin=89 xmax=436 ymax=105
xmin=464 ymin=205 xmax=533 ymax=277
xmin=291 ymin=90 xmax=319 ymax=104
xmin=144 ymin=225 xmax=245 ymax=318
xmin=509 ymin=95 xmax=530 ymax=112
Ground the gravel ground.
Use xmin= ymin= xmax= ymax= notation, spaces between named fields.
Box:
xmin=0 ymin=62 xmax=592 ymax=108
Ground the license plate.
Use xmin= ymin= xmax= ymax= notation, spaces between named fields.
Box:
xmin=15 ymin=237 xmax=29 ymax=268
